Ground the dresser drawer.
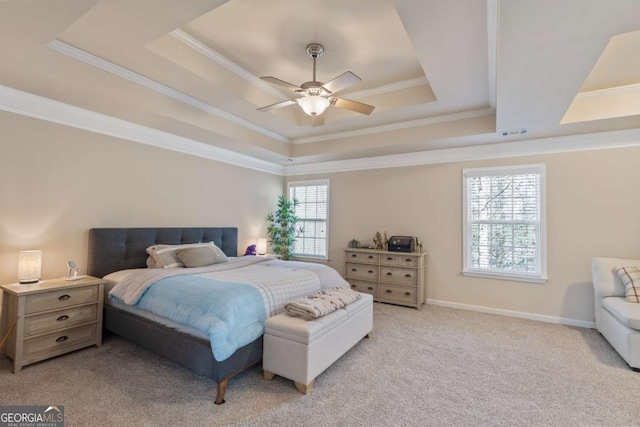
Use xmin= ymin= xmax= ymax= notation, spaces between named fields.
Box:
xmin=380 ymin=267 xmax=418 ymax=286
xmin=24 ymin=304 xmax=98 ymax=337
xmin=345 ymin=251 xmax=379 ymax=265
xmin=25 ymin=285 xmax=98 ymax=315
xmin=380 ymin=285 xmax=417 ymax=305
xmin=380 ymin=254 xmax=400 ymax=266
xmin=348 ymin=280 xmax=379 ymax=298
xmin=22 ymin=323 xmax=96 ymax=360
xmin=398 ymin=255 xmax=420 ymax=267
xmin=346 ymin=263 xmax=379 ymax=281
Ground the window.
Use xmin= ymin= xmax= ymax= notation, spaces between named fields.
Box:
xmin=462 ymin=164 xmax=547 ymax=283
xmin=288 ymin=179 xmax=329 ymax=260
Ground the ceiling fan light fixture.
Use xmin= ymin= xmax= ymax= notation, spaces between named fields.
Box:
xmin=297 ymin=95 xmax=330 ymax=116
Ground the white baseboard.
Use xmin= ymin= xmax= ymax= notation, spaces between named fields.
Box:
xmin=426 ymin=299 xmax=596 ymax=329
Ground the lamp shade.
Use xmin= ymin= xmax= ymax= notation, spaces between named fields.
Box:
xmin=18 ymin=250 xmax=42 ymax=284
xmin=257 ymin=238 xmax=267 ymax=255
xmin=297 ymin=96 xmax=330 ymax=116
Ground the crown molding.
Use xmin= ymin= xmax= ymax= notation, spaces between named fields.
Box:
xmin=285 ymin=127 xmax=640 ymax=176
xmin=169 ymin=29 xmax=288 ymax=101
xmin=0 ymin=85 xmax=285 ymax=176
xmin=3 ymin=83 xmax=639 ymax=179
xmin=47 ymin=39 xmax=290 ymax=144
xmin=575 ymin=82 xmax=640 ymax=101
xmin=293 ymin=107 xmax=495 ymax=144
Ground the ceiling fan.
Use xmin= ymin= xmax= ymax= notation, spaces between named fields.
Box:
xmin=257 ymin=43 xmax=375 ymax=126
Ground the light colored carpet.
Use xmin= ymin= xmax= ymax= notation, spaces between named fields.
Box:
xmin=1 ymin=303 xmax=639 ymax=426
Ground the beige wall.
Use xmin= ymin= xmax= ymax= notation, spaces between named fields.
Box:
xmin=288 ymin=146 xmax=640 ymax=324
xmin=0 ymin=111 xmax=283 ymax=286
xmin=4 ymin=108 xmax=640 ymax=326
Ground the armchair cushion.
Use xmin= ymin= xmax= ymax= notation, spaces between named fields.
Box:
xmin=614 ymin=267 xmax=640 ymax=303
xmin=602 ymin=297 xmax=640 ymax=330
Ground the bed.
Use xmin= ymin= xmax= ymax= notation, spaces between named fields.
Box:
xmin=87 ymin=227 xmax=348 ymax=404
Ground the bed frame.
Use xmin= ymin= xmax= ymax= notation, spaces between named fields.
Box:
xmin=87 ymin=227 xmax=262 ymax=404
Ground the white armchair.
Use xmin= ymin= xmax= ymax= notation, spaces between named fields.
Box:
xmin=592 ymin=257 xmax=640 ymax=371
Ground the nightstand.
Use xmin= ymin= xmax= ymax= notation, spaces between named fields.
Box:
xmin=0 ymin=276 xmax=104 ymax=373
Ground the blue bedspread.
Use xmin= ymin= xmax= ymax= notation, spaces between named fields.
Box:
xmin=133 ymin=275 xmax=266 ymax=362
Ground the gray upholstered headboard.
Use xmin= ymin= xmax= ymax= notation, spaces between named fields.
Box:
xmin=87 ymin=227 xmax=238 ymax=278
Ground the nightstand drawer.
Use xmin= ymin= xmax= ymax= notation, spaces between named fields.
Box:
xmin=24 ymin=304 xmax=98 ymax=337
xmin=348 ymin=280 xmax=379 ymax=298
xmin=23 ymin=323 xmax=96 ymax=360
xmin=345 ymin=251 xmax=379 ymax=264
xmin=380 ymin=267 xmax=418 ymax=286
xmin=380 ymin=285 xmax=417 ymax=305
xmin=346 ymin=263 xmax=379 ymax=281
xmin=25 ymin=285 xmax=98 ymax=314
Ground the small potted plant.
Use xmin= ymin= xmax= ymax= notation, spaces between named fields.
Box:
xmin=266 ymin=195 xmax=303 ymax=260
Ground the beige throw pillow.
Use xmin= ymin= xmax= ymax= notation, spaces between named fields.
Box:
xmin=614 ymin=267 xmax=640 ymax=303
xmin=176 ymin=247 xmax=217 ymax=268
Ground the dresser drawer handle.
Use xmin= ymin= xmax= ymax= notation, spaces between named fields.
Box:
xmin=405 ymin=259 xmax=412 ymax=263
xmin=368 ymin=286 xmax=374 ymax=290
xmin=351 ymin=254 xmax=357 ymax=258
xmin=368 ymin=255 xmax=374 ymax=259
xmin=386 ymin=257 xmax=393 ymax=261
xmin=386 ymin=289 xmax=393 ymax=294
xmin=58 ymin=294 xmax=71 ymax=301
xmin=351 ymin=268 xmax=357 ymax=272
xmin=57 ymin=315 xmax=69 ymax=322
xmin=368 ymin=270 xmax=374 ymax=274
xmin=386 ymin=272 xmax=392 ymax=276
xmin=56 ymin=336 xmax=68 ymax=343
xmin=405 ymin=292 xmax=412 ymax=296
xmin=405 ymin=274 xmax=412 ymax=278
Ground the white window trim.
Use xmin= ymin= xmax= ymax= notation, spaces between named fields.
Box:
xmin=462 ymin=164 xmax=547 ymax=284
xmin=287 ymin=179 xmax=330 ymax=261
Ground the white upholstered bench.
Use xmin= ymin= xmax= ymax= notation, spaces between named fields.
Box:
xmin=263 ymin=292 xmax=373 ymax=393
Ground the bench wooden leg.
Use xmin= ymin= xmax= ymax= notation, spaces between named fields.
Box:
xmin=215 ymin=379 xmax=228 ymax=405
xmin=294 ymin=380 xmax=314 ymax=394
xmin=263 ymin=370 xmax=275 ymax=380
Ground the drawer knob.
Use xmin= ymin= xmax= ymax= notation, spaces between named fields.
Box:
xmin=57 ymin=315 xmax=69 ymax=322
xmin=386 ymin=289 xmax=392 ymax=294
xmin=56 ymin=336 xmax=68 ymax=343
xmin=351 ymin=268 xmax=357 ymax=272
xmin=58 ymin=294 xmax=71 ymax=301
xmin=405 ymin=274 xmax=412 ymax=278
xmin=351 ymin=254 xmax=357 ymax=258
xmin=368 ymin=255 xmax=374 ymax=259
xmin=405 ymin=259 xmax=412 ymax=262
xmin=405 ymin=292 xmax=412 ymax=296
xmin=386 ymin=257 xmax=393 ymax=261
xmin=368 ymin=287 xmax=373 ymax=290
xmin=368 ymin=270 xmax=374 ymax=274
xmin=386 ymin=272 xmax=392 ymax=276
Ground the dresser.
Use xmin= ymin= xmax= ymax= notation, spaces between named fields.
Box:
xmin=0 ymin=276 xmax=104 ymax=373
xmin=344 ymin=248 xmax=427 ymax=310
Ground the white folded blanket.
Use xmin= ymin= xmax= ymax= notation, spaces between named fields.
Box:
xmin=284 ymin=287 xmax=361 ymax=320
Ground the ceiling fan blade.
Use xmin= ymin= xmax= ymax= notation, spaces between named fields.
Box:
xmin=322 ymin=71 xmax=361 ymax=95
xmin=260 ymin=76 xmax=302 ymax=91
xmin=330 ymin=97 xmax=375 ymax=115
xmin=311 ymin=114 xmax=325 ymax=127
xmin=257 ymin=99 xmax=297 ymax=112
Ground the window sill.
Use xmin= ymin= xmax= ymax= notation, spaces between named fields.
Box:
xmin=292 ymin=256 xmax=329 ymax=263
xmin=462 ymin=270 xmax=548 ymax=284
